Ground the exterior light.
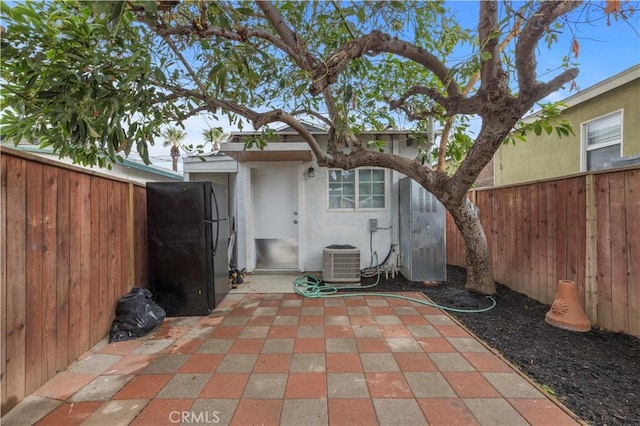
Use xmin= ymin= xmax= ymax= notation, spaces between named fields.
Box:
xmin=308 ymin=167 xmax=315 ymax=178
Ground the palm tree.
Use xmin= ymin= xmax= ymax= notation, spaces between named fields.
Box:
xmin=202 ymin=127 xmax=227 ymax=154
xmin=162 ymin=127 xmax=186 ymax=171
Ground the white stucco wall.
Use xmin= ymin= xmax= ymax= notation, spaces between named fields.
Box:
xmin=183 ymin=133 xmax=421 ymax=274
xmin=301 ymin=161 xmax=395 ymax=271
xmin=277 ymin=134 xmax=418 ymax=272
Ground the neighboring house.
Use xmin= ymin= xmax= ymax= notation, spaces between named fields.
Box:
xmin=495 ymin=64 xmax=640 ymax=186
xmin=475 ymin=157 xmax=494 ymax=188
xmin=2 ymin=143 xmax=183 ymax=184
xmin=183 ymin=124 xmax=440 ymax=275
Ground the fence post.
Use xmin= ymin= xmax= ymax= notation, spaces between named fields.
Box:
xmin=584 ymin=174 xmax=598 ymax=322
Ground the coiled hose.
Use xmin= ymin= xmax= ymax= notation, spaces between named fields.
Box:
xmin=293 ymin=273 xmax=496 ymax=314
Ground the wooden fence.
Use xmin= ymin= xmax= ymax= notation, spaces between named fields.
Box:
xmin=1 ymin=149 xmax=148 ymax=415
xmin=447 ymin=166 xmax=640 ymax=338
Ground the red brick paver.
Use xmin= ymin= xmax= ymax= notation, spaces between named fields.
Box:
xmin=5 ymin=291 xmax=581 ymax=426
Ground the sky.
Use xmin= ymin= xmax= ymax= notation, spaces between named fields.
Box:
xmin=138 ymin=1 xmax=640 ymax=172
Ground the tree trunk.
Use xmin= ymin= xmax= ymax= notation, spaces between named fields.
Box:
xmin=448 ymin=197 xmax=496 ymax=294
xmin=170 ymin=144 xmax=179 ymax=172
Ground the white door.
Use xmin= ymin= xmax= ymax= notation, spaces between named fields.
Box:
xmin=252 ymin=167 xmax=298 ymax=269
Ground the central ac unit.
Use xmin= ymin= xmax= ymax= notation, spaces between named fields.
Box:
xmin=323 ymin=245 xmax=360 ymax=283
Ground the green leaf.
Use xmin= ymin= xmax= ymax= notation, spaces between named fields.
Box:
xmin=344 ymin=84 xmax=353 ymax=104
xmin=109 ymin=1 xmax=125 ymax=29
xmin=480 ymin=51 xmax=492 ymax=61
xmin=293 ymin=83 xmax=307 ymax=97
xmin=533 ymin=122 xmax=542 ymax=136
xmin=86 ymin=122 xmax=100 ymax=139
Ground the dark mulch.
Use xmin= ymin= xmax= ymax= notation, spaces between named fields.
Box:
xmin=358 ymin=265 xmax=640 ymax=426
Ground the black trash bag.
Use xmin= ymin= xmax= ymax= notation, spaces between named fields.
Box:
xmin=109 ymin=287 xmax=166 ymax=343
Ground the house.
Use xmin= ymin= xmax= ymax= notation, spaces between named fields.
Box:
xmin=182 ymin=125 xmax=446 ymax=278
xmin=494 ymin=64 xmax=640 ymax=186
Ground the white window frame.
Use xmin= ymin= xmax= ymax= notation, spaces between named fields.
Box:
xmin=327 ymin=168 xmax=387 ymax=211
xmin=581 ymin=110 xmax=623 ymax=171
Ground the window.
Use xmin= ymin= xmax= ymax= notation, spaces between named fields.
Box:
xmin=328 ymin=168 xmax=385 ymax=210
xmin=583 ymin=111 xmax=622 ymax=171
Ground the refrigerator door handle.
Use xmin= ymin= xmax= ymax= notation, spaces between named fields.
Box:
xmin=208 ymin=187 xmax=228 ymax=256
xmin=205 ymin=218 xmax=227 ymax=255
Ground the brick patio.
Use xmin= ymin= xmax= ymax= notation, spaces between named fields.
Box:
xmin=1 ymin=292 xmax=581 ymax=425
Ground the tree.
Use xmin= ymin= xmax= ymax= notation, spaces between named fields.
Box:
xmin=202 ymin=127 xmax=227 ymax=154
xmin=1 ymin=0 xmax=634 ymax=293
xmin=161 ymin=127 xmax=186 ymax=171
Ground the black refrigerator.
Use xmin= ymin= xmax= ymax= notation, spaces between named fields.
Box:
xmin=146 ymin=181 xmax=229 ymax=316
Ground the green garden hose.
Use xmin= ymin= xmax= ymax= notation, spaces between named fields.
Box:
xmin=293 ymin=273 xmax=496 ymax=314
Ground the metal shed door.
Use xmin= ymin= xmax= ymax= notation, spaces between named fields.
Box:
xmin=399 ymin=178 xmax=446 ymax=281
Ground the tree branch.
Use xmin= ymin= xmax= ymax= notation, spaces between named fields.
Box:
xmin=478 ymin=1 xmax=503 ymax=93
xmin=436 ymin=117 xmax=454 ymax=171
xmin=311 ymin=30 xmax=461 ymax=99
xmin=156 ymin=24 xmax=301 ymax=58
xmin=522 ymin=67 xmax=580 ymax=105
xmin=290 ymin=109 xmax=333 ymax=128
xmin=516 ymin=1 xmax=583 ymax=97
xmin=309 ymin=30 xmax=391 ymax=95
xmin=383 ymin=38 xmax=461 ymax=98
xmin=324 ymin=149 xmax=449 ymax=201
xmin=435 ymin=11 xmax=523 ymax=172
xmin=321 ymin=87 xmax=343 ymax=155
xmin=252 ymin=110 xmax=325 ymax=161
xmin=389 ymin=85 xmax=478 ymax=117
xmin=161 ymin=34 xmax=218 ymax=113
xmin=255 ymin=0 xmax=319 ymax=72
xmin=158 ymin=83 xmax=326 ymax=162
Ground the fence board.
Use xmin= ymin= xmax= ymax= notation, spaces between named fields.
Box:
xmin=98 ymin=179 xmax=109 ymax=340
xmin=609 ymin=173 xmax=629 ymax=333
xmin=68 ymin=174 xmax=82 ymax=364
xmin=489 ymin=192 xmax=499 ymax=283
xmin=556 ymin=179 xmax=568 ymax=284
xmin=575 ymin=178 xmax=587 ymax=306
xmin=56 ymin=169 xmax=71 ymax=373
xmin=529 ymin=184 xmax=540 ymax=301
xmin=4 ymin=157 xmax=27 ymax=412
xmin=624 ymin=170 xmax=640 ymax=336
xmin=507 ymin=187 xmax=517 ymax=286
xmin=107 ymin=181 xmax=117 ymax=326
xmin=122 ymin=184 xmax=130 ymax=297
xmin=514 ymin=187 xmax=523 ymax=293
xmin=596 ymin=174 xmax=614 ymax=331
xmin=89 ymin=177 xmax=102 ymax=345
xmin=79 ymin=175 xmax=92 ymax=353
xmin=520 ymin=185 xmax=532 ymax=292
xmin=537 ymin=185 xmax=548 ymax=303
xmin=42 ymin=167 xmax=58 ymax=381
xmin=25 ymin=162 xmax=44 ymax=394
xmin=494 ymin=190 xmax=503 ymax=282
xmin=134 ymin=186 xmax=149 ymax=287
xmin=545 ymin=182 xmax=558 ymax=304
xmin=584 ymin=175 xmax=598 ymax=320
xmin=1 ymin=155 xmax=8 ymax=414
